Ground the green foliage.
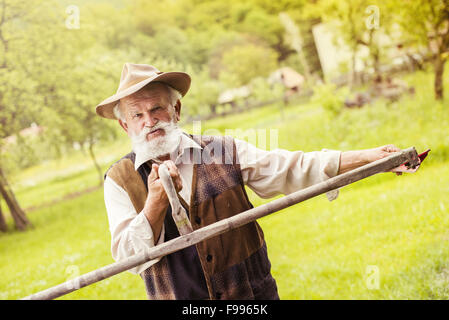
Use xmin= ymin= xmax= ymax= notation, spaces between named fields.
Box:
xmin=129 ymin=0 xmax=178 ymax=36
xmin=249 ymin=77 xmax=284 ymax=103
xmin=2 ymin=135 xmax=54 ymax=174
xmin=310 ymin=83 xmax=348 ymax=117
xmin=182 ymin=68 xmax=223 ymax=118
xmin=219 ymin=44 xmax=279 ymax=87
xmin=391 ymin=0 xmax=447 ymax=48
xmin=143 ymin=27 xmax=195 ymax=66
xmin=237 ymin=8 xmax=284 ymax=47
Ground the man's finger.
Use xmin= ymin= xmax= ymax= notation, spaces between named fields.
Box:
xmin=165 ymin=161 xmax=182 ymax=186
xmin=390 ymin=164 xmax=420 ymax=173
xmin=148 ymin=163 xmax=159 ymax=183
xmin=381 ymin=144 xmax=400 ymax=153
xmin=175 ymin=178 xmax=183 ymax=192
xmin=162 ymin=161 xmax=182 ymax=191
xmin=165 ymin=160 xmax=180 ymax=177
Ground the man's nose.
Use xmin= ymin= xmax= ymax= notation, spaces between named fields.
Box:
xmin=143 ymin=112 xmax=158 ymax=127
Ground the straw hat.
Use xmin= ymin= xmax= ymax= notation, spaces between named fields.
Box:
xmin=96 ymin=63 xmax=191 ymax=119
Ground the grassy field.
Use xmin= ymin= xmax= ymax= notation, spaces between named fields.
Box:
xmin=1 ymin=68 xmax=448 ymax=299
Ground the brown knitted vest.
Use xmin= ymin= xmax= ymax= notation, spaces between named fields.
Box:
xmin=105 ymin=135 xmax=279 ymax=300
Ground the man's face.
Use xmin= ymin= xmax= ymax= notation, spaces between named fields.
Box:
xmin=119 ymin=83 xmax=180 ymax=139
xmin=118 ymin=83 xmax=182 ymax=161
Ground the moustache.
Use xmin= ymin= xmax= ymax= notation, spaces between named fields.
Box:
xmin=131 ymin=121 xmax=178 ymax=143
xmin=136 ymin=122 xmax=170 ymax=137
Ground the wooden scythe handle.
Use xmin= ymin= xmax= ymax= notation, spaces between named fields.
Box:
xmin=158 ymin=163 xmax=193 ymax=235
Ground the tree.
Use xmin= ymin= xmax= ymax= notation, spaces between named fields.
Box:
xmin=19 ymin=2 xmax=139 ymax=187
xmin=304 ymin=0 xmax=394 ymax=85
xmin=0 ymin=197 xmax=6 ymax=231
xmin=44 ymin=47 xmax=126 ymax=186
xmin=279 ymin=12 xmax=312 ymax=82
xmin=0 ymin=0 xmax=53 ymax=230
xmin=0 ymin=0 xmax=95 ymax=229
xmin=238 ymin=7 xmax=289 ymax=61
xmin=394 ymin=0 xmax=449 ymax=100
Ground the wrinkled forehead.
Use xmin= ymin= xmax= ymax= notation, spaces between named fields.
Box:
xmin=121 ymin=83 xmax=171 ymax=110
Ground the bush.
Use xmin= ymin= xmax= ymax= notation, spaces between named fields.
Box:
xmin=250 ymin=77 xmax=284 ymax=103
xmin=311 ymin=83 xmax=349 ymax=117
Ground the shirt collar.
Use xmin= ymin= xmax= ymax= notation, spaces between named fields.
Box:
xmin=134 ymin=132 xmax=202 ymax=170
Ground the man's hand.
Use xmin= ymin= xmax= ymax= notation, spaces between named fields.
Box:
xmin=143 ymin=160 xmax=183 ymax=242
xmin=363 ymin=144 xmax=401 ymax=162
xmin=339 ymin=144 xmax=420 ymax=175
xmin=363 ymin=144 xmax=421 ymax=175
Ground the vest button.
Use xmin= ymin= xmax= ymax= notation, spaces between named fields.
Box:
xmin=206 ymin=254 xmax=213 ymax=262
xmin=195 ymin=216 xmax=201 ymax=225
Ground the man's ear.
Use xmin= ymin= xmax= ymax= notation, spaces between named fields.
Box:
xmin=174 ymin=100 xmax=182 ymax=122
xmin=118 ymin=119 xmax=128 ymax=134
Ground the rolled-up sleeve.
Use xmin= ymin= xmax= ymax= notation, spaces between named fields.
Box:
xmin=236 ymin=139 xmax=341 ymax=201
xmin=104 ymin=176 xmax=165 ymax=275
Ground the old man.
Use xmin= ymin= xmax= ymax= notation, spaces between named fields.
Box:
xmin=96 ymin=63 xmax=415 ymax=300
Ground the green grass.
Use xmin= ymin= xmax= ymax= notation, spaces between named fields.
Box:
xmin=0 ymin=189 xmax=146 ymax=299
xmin=1 ymin=68 xmax=448 ymax=299
xmin=257 ymin=160 xmax=449 ymax=299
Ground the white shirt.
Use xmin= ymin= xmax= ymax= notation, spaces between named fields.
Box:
xmin=104 ymin=134 xmax=342 ymax=274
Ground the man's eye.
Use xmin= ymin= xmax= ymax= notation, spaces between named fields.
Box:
xmin=133 ymin=113 xmax=142 ymax=118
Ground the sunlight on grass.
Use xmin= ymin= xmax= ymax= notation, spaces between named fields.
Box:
xmin=258 ymin=160 xmax=449 ymax=299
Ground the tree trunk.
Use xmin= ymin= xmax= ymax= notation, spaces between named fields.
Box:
xmin=88 ymin=141 xmax=103 ymax=186
xmin=209 ymin=104 xmax=217 ymax=116
xmin=366 ymin=28 xmax=380 ymax=79
xmin=371 ymin=46 xmax=380 ymax=78
xmin=350 ymin=47 xmax=358 ymax=89
xmin=0 ymin=196 xmax=7 ymax=232
xmin=0 ymin=166 xmax=31 ymax=231
xmin=434 ymin=56 xmax=446 ymax=100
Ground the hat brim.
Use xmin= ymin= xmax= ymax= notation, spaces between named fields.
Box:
xmin=96 ymin=71 xmax=191 ymax=120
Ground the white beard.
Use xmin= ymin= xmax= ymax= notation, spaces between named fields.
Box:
xmin=130 ymin=120 xmax=182 ymax=162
